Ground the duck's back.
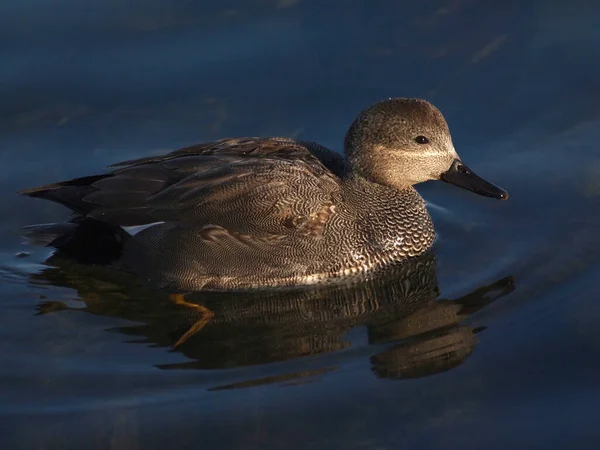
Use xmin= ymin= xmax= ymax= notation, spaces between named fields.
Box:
xmin=20 ymin=137 xmax=345 ymax=226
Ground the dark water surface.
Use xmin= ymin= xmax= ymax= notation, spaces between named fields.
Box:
xmin=2 ymin=1 xmax=600 ymax=449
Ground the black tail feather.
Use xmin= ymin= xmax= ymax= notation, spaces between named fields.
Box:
xmin=18 ymin=174 xmax=110 ymax=215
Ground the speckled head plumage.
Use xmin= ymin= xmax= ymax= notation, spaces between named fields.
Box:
xmin=344 ymin=98 xmax=458 ymax=187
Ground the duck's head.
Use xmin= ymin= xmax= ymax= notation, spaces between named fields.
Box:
xmin=344 ymin=98 xmax=507 ymax=200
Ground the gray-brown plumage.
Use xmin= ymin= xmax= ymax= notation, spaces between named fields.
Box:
xmin=20 ymin=98 xmax=507 ymax=291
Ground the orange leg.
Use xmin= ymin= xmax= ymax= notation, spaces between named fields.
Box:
xmin=168 ymin=293 xmax=214 ymax=347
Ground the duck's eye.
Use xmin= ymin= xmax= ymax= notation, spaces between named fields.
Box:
xmin=415 ymin=135 xmax=429 ymax=144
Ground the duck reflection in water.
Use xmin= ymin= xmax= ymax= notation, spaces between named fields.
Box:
xmin=29 ymin=219 xmax=514 ymax=388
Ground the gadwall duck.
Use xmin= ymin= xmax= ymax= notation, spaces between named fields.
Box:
xmin=20 ymin=98 xmax=507 ymax=291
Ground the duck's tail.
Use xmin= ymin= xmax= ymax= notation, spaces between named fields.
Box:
xmin=18 ymin=174 xmax=109 ymax=215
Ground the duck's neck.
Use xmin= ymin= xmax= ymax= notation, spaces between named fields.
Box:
xmin=341 ymin=172 xmax=420 ymax=206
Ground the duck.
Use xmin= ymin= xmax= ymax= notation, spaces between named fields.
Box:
xmin=20 ymin=98 xmax=507 ymax=292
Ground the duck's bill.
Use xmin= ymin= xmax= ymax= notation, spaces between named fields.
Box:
xmin=441 ymin=159 xmax=508 ymax=200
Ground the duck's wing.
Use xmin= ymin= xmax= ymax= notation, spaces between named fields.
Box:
xmin=21 ymin=138 xmax=344 ymax=238
xmin=140 ymin=138 xmax=343 ymax=237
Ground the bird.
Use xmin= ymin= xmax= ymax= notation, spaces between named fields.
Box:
xmin=20 ymin=98 xmax=507 ymax=293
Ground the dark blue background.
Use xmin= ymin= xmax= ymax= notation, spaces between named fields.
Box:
xmin=2 ymin=1 xmax=600 ymax=448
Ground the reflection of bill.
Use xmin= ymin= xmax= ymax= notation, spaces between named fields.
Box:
xmin=29 ymin=222 xmax=514 ymax=387
xmin=368 ymin=275 xmax=514 ymax=380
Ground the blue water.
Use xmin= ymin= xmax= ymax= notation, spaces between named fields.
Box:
xmin=2 ymin=1 xmax=600 ymax=448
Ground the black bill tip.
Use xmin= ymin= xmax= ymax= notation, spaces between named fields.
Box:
xmin=441 ymin=159 xmax=508 ymax=200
